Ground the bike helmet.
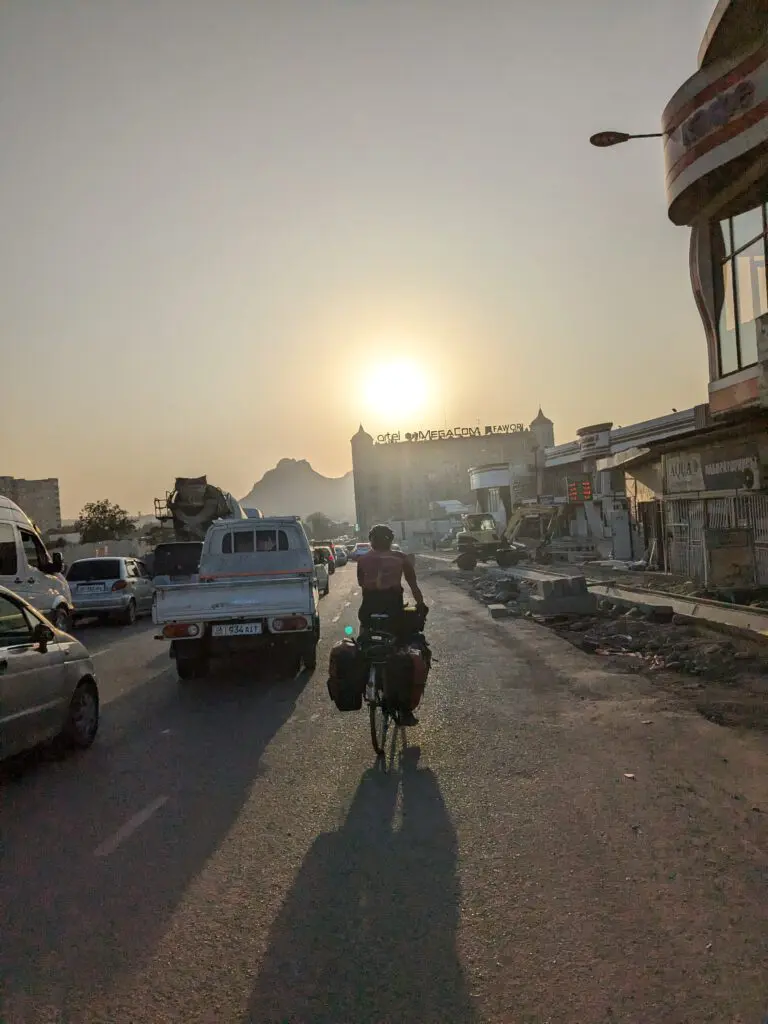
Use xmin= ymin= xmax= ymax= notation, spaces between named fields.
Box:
xmin=369 ymin=523 xmax=395 ymax=548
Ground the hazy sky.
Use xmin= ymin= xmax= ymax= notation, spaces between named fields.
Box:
xmin=1 ymin=0 xmax=716 ymax=517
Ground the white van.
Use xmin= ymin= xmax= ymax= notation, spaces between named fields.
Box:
xmin=0 ymin=495 xmax=73 ymax=631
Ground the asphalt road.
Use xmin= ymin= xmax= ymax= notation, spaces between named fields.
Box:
xmin=2 ymin=560 xmax=768 ymax=1023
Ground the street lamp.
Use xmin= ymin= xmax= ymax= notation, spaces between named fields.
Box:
xmin=589 ymin=130 xmax=665 ymax=148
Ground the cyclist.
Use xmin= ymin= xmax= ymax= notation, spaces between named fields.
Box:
xmin=357 ymin=524 xmax=427 ymax=726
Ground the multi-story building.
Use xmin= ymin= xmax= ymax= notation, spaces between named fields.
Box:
xmin=351 ymin=411 xmax=554 ymax=536
xmin=0 ymin=476 xmax=62 ymax=532
xmin=628 ymin=0 xmax=768 ymax=586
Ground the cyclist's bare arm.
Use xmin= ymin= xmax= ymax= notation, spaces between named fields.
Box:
xmin=403 ymin=558 xmax=424 ymax=606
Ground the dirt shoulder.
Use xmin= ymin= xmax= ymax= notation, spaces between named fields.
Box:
xmin=438 ymin=564 xmax=768 ymax=733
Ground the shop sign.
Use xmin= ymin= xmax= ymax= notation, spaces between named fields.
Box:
xmin=375 ymin=423 xmax=525 ymax=444
xmin=665 ymin=453 xmax=705 ymax=493
xmin=666 ymin=446 xmax=762 ymax=492
xmin=680 ymin=80 xmax=755 ymax=149
xmin=702 ymin=450 xmax=761 ymax=491
xmin=663 ymin=46 xmax=768 ymax=225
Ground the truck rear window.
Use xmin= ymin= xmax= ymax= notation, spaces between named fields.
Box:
xmin=221 ymin=529 xmax=289 ymax=553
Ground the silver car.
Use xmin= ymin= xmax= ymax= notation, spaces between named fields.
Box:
xmin=0 ymin=585 xmax=99 ymax=760
xmin=67 ymin=556 xmax=155 ymax=626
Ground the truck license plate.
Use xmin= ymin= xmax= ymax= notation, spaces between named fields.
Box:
xmin=212 ymin=622 xmax=262 ymax=637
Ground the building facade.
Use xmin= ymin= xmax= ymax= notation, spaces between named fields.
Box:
xmin=0 ymin=476 xmax=62 ymax=532
xmin=351 ymin=412 xmax=554 ymax=535
xmin=467 ymin=410 xmax=705 ymax=561
xmin=652 ymin=1 xmax=768 ymax=585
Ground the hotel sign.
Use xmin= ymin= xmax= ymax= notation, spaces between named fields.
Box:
xmin=375 ymin=423 xmax=526 ymax=444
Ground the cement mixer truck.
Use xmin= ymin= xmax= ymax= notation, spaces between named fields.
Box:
xmin=154 ymin=476 xmax=253 ymax=542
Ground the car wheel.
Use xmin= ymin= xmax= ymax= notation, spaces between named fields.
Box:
xmin=58 ymin=678 xmax=99 ymax=750
xmin=119 ymin=600 xmax=137 ymax=626
xmin=50 ymin=605 xmax=72 ymax=633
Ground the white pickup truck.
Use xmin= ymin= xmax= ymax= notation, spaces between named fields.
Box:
xmin=153 ymin=516 xmax=320 ymax=680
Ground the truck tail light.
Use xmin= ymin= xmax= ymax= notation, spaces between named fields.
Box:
xmin=112 ymin=580 xmax=128 ymax=591
xmin=271 ymin=616 xmax=308 ymax=632
xmin=163 ymin=623 xmax=201 ymax=638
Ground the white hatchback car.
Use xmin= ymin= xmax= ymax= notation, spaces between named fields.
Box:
xmin=0 ymin=586 xmax=99 ymax=760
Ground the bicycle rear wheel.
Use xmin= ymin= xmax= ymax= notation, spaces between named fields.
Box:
xmin=369 ymin=700 xmax=389 ymax=757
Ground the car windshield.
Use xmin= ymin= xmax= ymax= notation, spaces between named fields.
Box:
xmin=67 ymin=559 xmax=122 ymax=582
xmin=464 ymin=514 xmax=495 ymax=530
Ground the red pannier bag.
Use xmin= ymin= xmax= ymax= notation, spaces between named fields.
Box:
xmin=327 ymin=639 xmax=366 ymax=711
xmin=385 ymin=644 xmax=430 ymax=711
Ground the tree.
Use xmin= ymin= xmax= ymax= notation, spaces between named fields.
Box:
xmin=141 ymin=523 xmax=171 ymax=546
xmin=76 ymin=500 xmax=136 ymax=543
xmin=305 ymin=512 xmax=339 ymax=540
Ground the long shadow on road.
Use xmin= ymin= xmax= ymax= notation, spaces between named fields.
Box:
xmin=0 ymin=660 xmax=311 ymax=1018
xmin=244 ymin=747 xmax=478 ymax=1024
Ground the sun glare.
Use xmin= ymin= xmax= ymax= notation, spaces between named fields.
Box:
xmin=361 ymin=359 xmax=430 ymax=419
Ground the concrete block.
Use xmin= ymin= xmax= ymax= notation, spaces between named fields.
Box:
xmin=644 ymin=605 xmax=674 ymax=623
xmin=528 ymin=593 xmax=599 ymax=616
xmin=536 ymin=577 xmax=571 ymax=600
xmin=488 ymin=603 xmax=512 ymax=619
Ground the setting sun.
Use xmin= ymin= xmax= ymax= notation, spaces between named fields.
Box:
xmin=360 ymin=358 xmax=431 ymax=419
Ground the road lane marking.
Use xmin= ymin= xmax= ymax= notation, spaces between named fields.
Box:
xmin=94 ymin=796 xmax=168 ymax=858
xmin=91 ymin=628 xmax=156 ymax=659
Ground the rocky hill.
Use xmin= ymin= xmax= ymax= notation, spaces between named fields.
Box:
xmin=240 ymin=459 xmax=355 ymax=521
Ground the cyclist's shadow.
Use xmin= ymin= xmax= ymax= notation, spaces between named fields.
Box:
xmin=243 ymin=746 xmax=479 ymax=1024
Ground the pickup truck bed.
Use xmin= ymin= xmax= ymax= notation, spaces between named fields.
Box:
xmin=153 ymin=572 xmax=314 ymax=624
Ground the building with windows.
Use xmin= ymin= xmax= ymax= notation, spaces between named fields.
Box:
xmin=0 ymin=476 xmax=61 ymax=532
xmin=351 ymin=411 xmax=553 ymax=536
xmin=623 ymin=1 xmax=768 ymax=586
xmin=663 ymin=0 xmax=767 ymax=414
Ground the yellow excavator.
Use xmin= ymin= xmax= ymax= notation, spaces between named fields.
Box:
xmin=455 ymin=503 xmax=567 ymax=570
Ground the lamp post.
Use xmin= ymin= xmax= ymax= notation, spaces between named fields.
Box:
xmin=589 ymin=130 xmax=665 ymax=148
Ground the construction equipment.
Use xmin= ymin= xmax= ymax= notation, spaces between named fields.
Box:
xmin=154 ymin=476 xmax=247 ymax=542
xmin=455 ymin=504 xmax=568 ymax=571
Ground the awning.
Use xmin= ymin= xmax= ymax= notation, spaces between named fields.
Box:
xmin=595 ymin=446 xmax=651 ymax=472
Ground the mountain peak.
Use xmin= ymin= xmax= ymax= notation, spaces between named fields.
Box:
xmin=241 ymin=458 xmax=354 ymax=520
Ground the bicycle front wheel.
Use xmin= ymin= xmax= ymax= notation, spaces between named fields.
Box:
xmin=369 ymin=700 xmax=388 ymax=757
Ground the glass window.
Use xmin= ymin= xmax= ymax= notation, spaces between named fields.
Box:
xmin=125 ymin=561 xmax=139 ymax=578
xmin=66 ymin=559 xmax=122 ymax=582
xmin=0 ymin=593 xmax=33 ymax=645
xmin=0 ymin=523 xmax=18 ymax=576
xmin=715 ymin=204 xmax=767 ymax=376
xmin=233 ymin=531 xmax=255 ymax=553
xmin=256 ymin=530 xmax=280 ymax=551
xmin=19 ymin=529 xmax=47 ymax=571
xmin=717 ymin=217 xmax=733 ymax=257
xmin=718 ymin=261 xmax=740 ymax=374
xmin=734 ymin=238 xmax=768 ymax=368
xmin=732 ymin=205 xmax=765 ymax=252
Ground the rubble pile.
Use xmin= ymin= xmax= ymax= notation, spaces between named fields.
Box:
xmin=554 ymin=612 xmax=765 ymax=681
xmin=464 ymin=572 xmax=768 ymax=684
